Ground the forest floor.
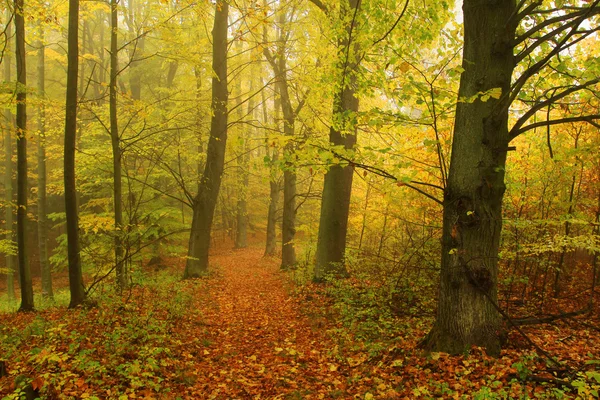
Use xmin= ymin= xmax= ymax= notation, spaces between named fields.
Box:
xmin=1 ymin=244 xmax=600 ymax=399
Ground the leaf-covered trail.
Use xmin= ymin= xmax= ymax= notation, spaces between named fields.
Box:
xmin=176 ymin=247 xmax=351 ymax=399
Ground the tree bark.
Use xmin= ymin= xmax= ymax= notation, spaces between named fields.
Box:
xmin=235 ymin=49 xmax=249 ymax=249
xmin=37 ymin=27 xmax=53 ymax=299
xmin=183 ymin=0 xmax=228 ymax=278
xmin=110 ymin=0 xmax=126 ymax=289
xmin=422 ymin=0 xmax=516 ymax=356
xmin=64 ymin=0 xmax=87 ymax=308
xmin=15 ymin=0 xmax=34 ymax=312
xmin=4 ymin=9 xmax=15 ymax=302
xmin=263 ymin=82 xmax=279 ymax=257
xmin=263 ymin=11 xmax=300 ymax=269
xmin=314 ymin=0 xmax=361 ymax=281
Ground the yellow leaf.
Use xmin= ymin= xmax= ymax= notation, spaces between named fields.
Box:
xmin=365 ymin=393 xmax=374 ymax=400
xmin=329 ymin=363 xmax=339 ymax=372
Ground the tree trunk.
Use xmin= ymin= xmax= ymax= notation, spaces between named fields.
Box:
xmin=234 ymin=51 xmax=249 ymax=249
xmin=4 ymin=9 xmax=15 ymax=302
xmin=183 ymin=0 xmax=228 ymax=278
xmin=314 ymin=0 xmax=361 ymax=281
xmin=64 ymin=0 xmax=86 ymax=308
xmin=110 ymin=0 xmax=126 ymax=289
xmin=422 ymin=0 xmax=516 ymax=356
xmin=281 ymin=166 xmax=296 ymax=268
xmin=263 ymin=78 xmax=279 ymax=257
xmin=37 ymin=27 xmax=53 ymax=299
xmin=15 ymin=0 xmax=34 ymax=312
xmin=278 ymin=79 xmax=297 ymax=269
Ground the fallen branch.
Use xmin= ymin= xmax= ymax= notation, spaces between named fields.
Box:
xmin=510 ymin=307 xmax=590 ymax=326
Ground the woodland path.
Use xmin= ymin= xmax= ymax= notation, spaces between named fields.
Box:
xmin=175 ymin=246 xmax=360 ymax=399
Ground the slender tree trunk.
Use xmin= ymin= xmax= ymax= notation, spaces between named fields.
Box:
xmin=262 ymin=10 xmax=300 ymax=268
xmin=110 ymin=0 xmax=125 ymax=289
xmin=15 ymin=0 xmax=34 ymax=312
xmin=422 ymin=0 xmax=516 ymax=356
xmin=184 ymin=0 xmax=228 ymax=278
xmin=263 ymin=78 xmax=279 ymax=256
xmin=234 ymin=52 xmax=249 ymax=249
xmin=314 ymin=0 xmax=361 ymax=281
xmin=358 ymin=180 xmax=371 ymax=251
xmin=281 ymin=165 xmax=297 ymax=268
xmin=553 ymin=133 xmax=581 ymax=296
xmin=65 ymin=0 xmax=86 ymax=308
xmin=4 ymin=9 xmax=15 ymax=302
xmin=37 ymin=27 xmax=53 ymax=299
xmin=279 ymin=99 xmax=296 ymax=268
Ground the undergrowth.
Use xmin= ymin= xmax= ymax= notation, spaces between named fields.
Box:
xmin=0 ymin=269 xmax=200 ymax=399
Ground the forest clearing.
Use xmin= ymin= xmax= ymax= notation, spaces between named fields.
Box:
xmin=1 ymin=0 xmax=600 ymax=398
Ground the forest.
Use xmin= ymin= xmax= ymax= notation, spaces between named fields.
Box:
xmin=0 ymin=0 xmax=600 ymax=398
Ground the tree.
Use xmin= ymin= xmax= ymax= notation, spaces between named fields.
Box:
xmin=37 ymin=23 xmax=53 ymax=299
xmin=110 ymin=0 xmax=126 ymax=289
xmin=263 ymin=9 xmax=308 ymax=269
xmin=64 ymin=0 xmax=86 ymax=308
xmin=3 ymin=8 xmax=15 ymax=302
xmin=183 ymin=0 xmax=228 ymax=277
xmin=15 ymin=0 xmax=34 ymax=312
xmin=263 ymin=80 xmax=280 ymax=257
xmin=423 ymin=0 xmax=600 ymax=355
xmin=313 ymin=0 xmax=361 ymax=281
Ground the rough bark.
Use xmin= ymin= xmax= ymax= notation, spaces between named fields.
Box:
xmin=64 ymin=0 xmax=87 ymax=308
xmin=4 ymin=9 xmax=15 ymax=301
xmin=314 ymin=0 xmax=361 ymax=281
xmin=110 ymin=0 xmax=126 ymax=289
xmin=15 ymin=0 xmax=34 ymax=312
xmin=422 ymin=0 xmax=517 ymax=356
xmin=37 ymin=28 xmax=53 ymax=299
xmin=184 ymin=0 xmax=228 ymax=278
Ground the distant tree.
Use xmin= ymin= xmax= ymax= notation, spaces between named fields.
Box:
xmin=263 ymin=82 xmax=280 ymax=257
xmin=423 ymin=0 xmax=600 ymax=355
xmin=15 ymin=0 xmax=34 ymax=312
xmin=263 ymin=9 xmax=309 ymax=269
xmin=64 ymin=0 xmax=86 ymax=307
xmin=184 ymin=0 xmax=229 ymax=277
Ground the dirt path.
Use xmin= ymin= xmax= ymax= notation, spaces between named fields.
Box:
xmin=174 ymin=247 xmax=354 ymax=399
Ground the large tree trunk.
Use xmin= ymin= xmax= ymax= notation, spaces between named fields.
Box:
xmin=15 ymin=0 xmax=34 ymax=312
xmin=64 ymin=0 xmax=86 ymax=308
xmin=422 ymin=0 xmax=516 ymax=356
xmin=4 ymin=9 xmax=15 ymax=302
xmin=314 ymin=0 xmax=361 ymax=281
xmin=183 ymin=0 xmax=228 ymax=278
xmin=37 ymin=27 xmax=53 ymax=299
xmin=110 ymin=0 xmax=126 ymax=289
